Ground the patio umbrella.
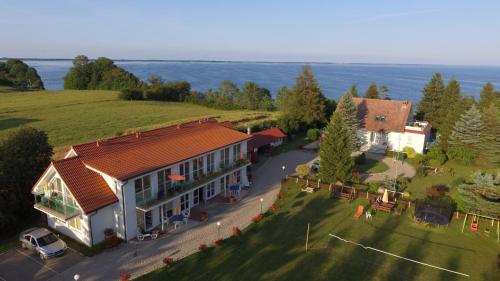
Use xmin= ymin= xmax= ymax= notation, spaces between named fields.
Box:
xmin=382 ymin=188 xmax=389 ymax=203
xmin=169 ymin=174 xmax=186 ymax=181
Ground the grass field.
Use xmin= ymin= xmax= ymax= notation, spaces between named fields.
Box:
xmin=138 ymin=181 xmax=499 ymax=281
xmin=355 ymin=158 xmax=390 ymax=174
xmin=0 ymin=90 xmax=276 ymax=156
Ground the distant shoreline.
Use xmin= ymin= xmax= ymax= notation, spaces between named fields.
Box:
xmin=2 ymin=58 xmax=500 ymax=68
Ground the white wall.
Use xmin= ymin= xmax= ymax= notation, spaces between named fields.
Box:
xmin=89 ymin=202 xmax=120 ymax=244
xmin=47 ymin=214 xmax=91 ymax=247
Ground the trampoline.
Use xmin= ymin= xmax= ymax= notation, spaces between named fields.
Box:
xmin=415 ymin=199 xmax=452 ymax=225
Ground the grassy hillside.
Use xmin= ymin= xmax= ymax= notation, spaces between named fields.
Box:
xmin=0 ymin=90 xmax=276 ymax=157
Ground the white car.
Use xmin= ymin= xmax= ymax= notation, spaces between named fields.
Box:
xmin=19 ymin=228 xmax=67 ymax=261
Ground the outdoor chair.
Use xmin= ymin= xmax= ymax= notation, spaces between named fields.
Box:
xmin=137 ymin=229 xmax=159 ymax=241
xmin=182 ymin=209 xmax=191 ymax=224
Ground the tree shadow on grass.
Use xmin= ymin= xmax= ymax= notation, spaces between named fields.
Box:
xmin=0 ymin=117 xmax=40 ymax=131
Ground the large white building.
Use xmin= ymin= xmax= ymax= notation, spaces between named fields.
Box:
xmin=32 ymin=119 xmax=251 ymax=246
xmin=353 ymin=97 xmax=431 ymax=154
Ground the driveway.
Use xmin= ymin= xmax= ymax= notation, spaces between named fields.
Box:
xmin=361 ymin=152 xmax=416 ymax=182
xmin=0 ymin=247 xmax=84 ymax=281
xmin=51 ymin=149 xmax=316 ymax=281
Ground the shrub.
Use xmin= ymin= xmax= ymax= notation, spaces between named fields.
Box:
xmin=145 ymin=81 xmax=191 ymax=101
xmin=427 ymin=146 xmax=447 ymax=164
xmin=120 ymin=273 xmax=131 ymax=281
xmin=351 ymin=171 xmax=361 ymax=184
xmin=368 ymin=182 xmax=380 ymax=194
xmin=163 ymin=257 xmax=174 ymax=265
xmin=426 ymin=185 xmax=449 ymax=199
xmin=271 ymin=203 xmax=279 ymax=210
xmin=252 ymin=214 xmax=264 ymax=223
xmin=402 ymin=191 xmax=411 ymax=200
xmin=277 ymin=192 xmax=283 ymax=200
xmin=232 ymin=226 xmax=242 ymax=236
xmin=104 ymin=228 xmax=114 ymax=236
xmin=295 ymin=164 xmax=310 ymax=178
xmin=416 ymin=166 xmax=427 ymax=177
xmin=403 ymin=146 xmax=417 ymax=159
xmin=306 ymin=128 xmax=320 ymax=141
xmin=214 ymin=239 xmax=223 ymax=246
xmin=355 ymin=153 xmax=367 ymax=165
xmin=198 ymin=243 xmax=208 ymax=251
xmin=277 ymin=114 xmax=301 ymax=134
xmin=447 ymin=145 xmax=477 ymax=165
xmin=119 ymin=88 xmax=143 ymax=100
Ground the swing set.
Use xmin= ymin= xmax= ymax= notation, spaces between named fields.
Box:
xmin=461 ymin=211 xmax=499 ymax=242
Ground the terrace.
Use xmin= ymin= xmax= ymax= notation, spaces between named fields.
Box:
xmin=33 ymin=195 xmax=81 ymax=220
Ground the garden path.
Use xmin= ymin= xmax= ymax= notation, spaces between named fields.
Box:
xmin=361 ymin=152 xmax=416 ymax=182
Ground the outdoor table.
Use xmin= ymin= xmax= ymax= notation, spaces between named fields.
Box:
xmin=171 ymin=214 xmax=184 ymax=229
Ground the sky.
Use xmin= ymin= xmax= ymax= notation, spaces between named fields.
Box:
xmin=1 ymin=0 xmax=500 ymax=65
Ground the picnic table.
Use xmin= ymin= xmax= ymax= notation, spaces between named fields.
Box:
xmin=171 ymin=214 xmax=184 ymax=229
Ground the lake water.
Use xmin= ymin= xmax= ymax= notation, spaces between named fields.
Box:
xmin=24 ymin=60 xmax=500 ymax=103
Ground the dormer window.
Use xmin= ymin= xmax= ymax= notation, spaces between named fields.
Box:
xmin=375 ymin=115 xmax=386 ymax=122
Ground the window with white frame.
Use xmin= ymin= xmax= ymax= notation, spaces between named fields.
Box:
xmin=192 ymin=157 xmax=204 ymax=180
xmin=233 ymin=143 xmax=241 ymax=161
xmin=160 ymin=202 xmax=173 ymax=220
xmin=220 ymin=147 xmax=230 ymax=168
xmin=135 ymin=175 xmax=152 ymax=203
xmin=68 ymin=216 xmax=82 ymax=231
xmin=157 ymin=168 xmax=172 ymax=195
xmin=180 ymin=193 xmax=190 ymax=211
xmin=206 ymin=153 xmax=215 ymax=173
xmin=206 ymin=181 xmax=215 ymax=198
xmin=179 ymin=162 xmax=190 ymax=182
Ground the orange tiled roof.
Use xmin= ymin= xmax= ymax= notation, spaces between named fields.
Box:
xmin=72 ymin=118 xmax=252 ymax=180
xmin=53 ymin=157 xmax=118 ymax=213
xmin=352 ymin=98 xmax=412 ymax=132
xmin=248 ymin=127 xmax=286 ymax=151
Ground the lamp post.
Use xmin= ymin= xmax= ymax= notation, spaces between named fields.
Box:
xmin=260 ymin=197 xmax=264 ymax=214
xmin=74 ymin=274 xmax=80 ymax=281
xmin=216 ymin=221 xmax=221 ymax=240
xmin=282 ymin=165 xmax=286 ymax=180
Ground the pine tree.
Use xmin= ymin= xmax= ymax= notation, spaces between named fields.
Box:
xmin=364 ymin=83 xmax=379 ymax=99
xmin=336 ymin=92 xmax=361 ymax=150
xmin=479 ymin=104 xmax=500 ymax=164
xmin=479 ymin=82 xmax=497 ymax=110
xmin=449 ymin=104 xmax=483 ymax=153
xmin=349 ymin=84 xmax=358 ymax=97
xmin=319 ymin=112 xmax=354 ymax=183
xmin=456 ymin=171 xmax=500 ymax=217
xmin=437 ymin=77 xmax=462 ymax=149
xmin=287 ymin=65 xmax=326 ymax=126
xmin=380 ymin=85 xmax=389 ymax=99
xmin=416 ymin=73 xmax=445 ymax=128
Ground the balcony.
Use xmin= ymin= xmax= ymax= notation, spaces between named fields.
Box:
xmin=136 ymin=158 xmax=250 ymax=211
xmin=34 ymin=195 xmax=80 ymax=220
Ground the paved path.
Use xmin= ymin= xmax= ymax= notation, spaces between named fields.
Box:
xmin=361 ymin=152 xmax=416 ymax=182
xmin=52 ymin=150 xmax=316 ymax=281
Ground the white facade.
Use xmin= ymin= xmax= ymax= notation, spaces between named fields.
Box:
xmin=33 ymin=140 xmax=249 ymax=246
xmin=361 ymin=121 xmax=430 ymax=154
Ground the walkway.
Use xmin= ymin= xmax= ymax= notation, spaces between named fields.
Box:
xmin=361 ymin=152 xmax=416 ymax=182
xmin=52 ymin=150 xmax=316 ymax=281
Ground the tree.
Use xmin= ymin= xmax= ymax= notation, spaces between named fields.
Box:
xmin=479 ymin=82 xmax=498 ymax=110
xmin=448 ymin=105 xmax=483 ymax=163
xmin=348 ymin=84 xmax=358 ymax=97
xmin=240 ymin=81 xmax=273 ymax=110
xmin=147 ymin=74 xmax=164 ymax=86
xmin=437 ymin=77 xmax=462 ymax=150
xmin=416 ymin=73 xmax=445 ymax=128
xmin=319 ymin=112 xmax=354 ymax=183
xmin=277 ymin=113 xmax=301 ymax=134
xmin=0 ymin=59 xmax=44 ymax=90
xmin=380 ymin=85 xmax=389 ymax=99
xmin=287 ymin=65 xmax=326 ymax=127
xmin=364 ymin=83 xmax=379 ymax=99
xmin=0 ymin=128 xmax=53 ymax=229
xmin=456 ymin=171 xmax=500 ymax=217
xmin=336 ymin=92 xmax=361 ymax=150
xmin=479 ymin=104 xmax=500 ymax=164
xmin=276 ymin=86 xmax=290 ymax=111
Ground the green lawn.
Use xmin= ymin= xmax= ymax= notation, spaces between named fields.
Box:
xmin=273 ymin=133 xmax=311 ymax=155
xmin=0 ymin=90 xmax=275 ymax=156
xmin=138 ymin=182 xmax=499 ymax=281
xmin=355 ymin=158 xmax=390 ymax=174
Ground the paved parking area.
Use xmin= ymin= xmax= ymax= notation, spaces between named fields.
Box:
xmin=0 ymin=247 xmax=84 ymax=281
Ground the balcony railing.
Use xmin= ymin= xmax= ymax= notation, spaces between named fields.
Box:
xmin=34 ymin=195 xmax=80 ymax=220
xmin=136 ymin=158 xmax=250 ymax=210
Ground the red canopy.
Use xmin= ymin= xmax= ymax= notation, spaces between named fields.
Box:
xmin=169 ymin=174 xmax=186 ymax=181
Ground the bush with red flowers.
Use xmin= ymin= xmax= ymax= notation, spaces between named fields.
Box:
xmin=120 ymin=273 xmax=131 ymax=281
xmin=214 ymin=239 xmax=223 ymax=246
xmin=163 ymin=257 xmax=174 ymax=266
xmin=232 ymin=226 xmax=242 ymax=236
xmin=251 ymin=214 xmax=263 ymax=223
xmin=271 ymin=203 xmax=279 ymax=210
xmin=198 ymin=243 xmax=208 ymax=251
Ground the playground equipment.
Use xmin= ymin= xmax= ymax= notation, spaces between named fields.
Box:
xmin=461 ymin=212 xmax=499 ymax=242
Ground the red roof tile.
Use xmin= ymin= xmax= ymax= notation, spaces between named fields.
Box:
xmin=248 ymin=128 xmax=286 ymax=151
xmin=72 ymin=119 xmax=252 ymax=180
xmin=53 ymin=157 xmax=118 ymax=213
xmin=352 ymin=98 xmax=412 ymax=132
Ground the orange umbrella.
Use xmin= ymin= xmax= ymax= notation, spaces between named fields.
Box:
xmin=169 ymin=174 xmax=186 ymax=181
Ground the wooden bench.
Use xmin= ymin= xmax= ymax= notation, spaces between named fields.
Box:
xmin=372 ymin=203 xmax=393 ymax=213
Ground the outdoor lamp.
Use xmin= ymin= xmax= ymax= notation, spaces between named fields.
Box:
xmin=74 ymin=274 xmax=80 ymax=281
xmin=260 ymin=197 xmax=264 ymax=214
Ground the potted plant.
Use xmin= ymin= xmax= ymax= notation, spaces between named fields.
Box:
xmin=104 ymin=228 xmax=114 ymax=239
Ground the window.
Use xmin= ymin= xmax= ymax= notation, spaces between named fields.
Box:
xmin=235 ymin=170 xmax=241 ymax=183
xmin=179 ymin=162 xmax=190 ymax=182
xmin=161 ymin=202 xmax=173 ymax=220
xmin=136 ymin=210 xmax=145 ymax=231
xmin=193 ymin=187 xmax=204 ymax=205
xmin=220 ymin=147 xmax=230 ymax=168
xmin=207 ymin=182 xmax=215 ymax=198
xmin=192 ymin=157 xmax=204 ymax=180
xmin=206 ymin=153 xmax=215 ymax=173
xmin=145 ymin=211 xmax=153 ymax=229
xmin=135 ymin=175 xmax=152 ymax=203
xmin=233 ymin=144 xmax=241 ymax=161
xmin=157 ymin=168 xmax=172 ymax=195
xmin=180 ymin=194 xmax=190 ymax=211
xmin=68 ymin=216 xmax=82 ymax=231
xmin=220 ymin=177 xmax=225 ymax=192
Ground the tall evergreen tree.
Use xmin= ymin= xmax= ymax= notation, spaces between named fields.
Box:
xmin=416 ymin=73 xmax=445 ymax=128
xmin=319 ymin=112 xmax=354 ymax=183
xmin=380 ymin=85 xmax=389 ymax=99
xmin=456 ymin=171 xmax=500 ymax=217
xmin=275 ymin=86 xmax=290 ymax=111
xmin=286 ymin=65 xmax=326 ymax=127
xmin=479 ymin=104 xmax=500 ymax=164
xmin=479 ymin=82 xmax=498 ymax=110
xmin=336 ymin=92 xmax=361 ymax=150
xmin=449 ymin=104 xmax=483 ymax=156
xmin=437 ymin=77 xmax=462 ymax=149
xmin=348 ymin=84 xmax=358 ymax=97
xmin=364 ymin=83 xmax=380 ymax=99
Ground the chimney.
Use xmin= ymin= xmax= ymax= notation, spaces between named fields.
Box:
xmin=198 ymin=119 xmax=202 ymax=124
xmin=96 ymin=139 xmax=100 ymax=147
xmin=135 ymin=132 xmax=140 ymax=138
xmin=177 ymin=124 xmax=181 ymax=129
xmin=247 ymin=127 xmax=251 ymax=135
